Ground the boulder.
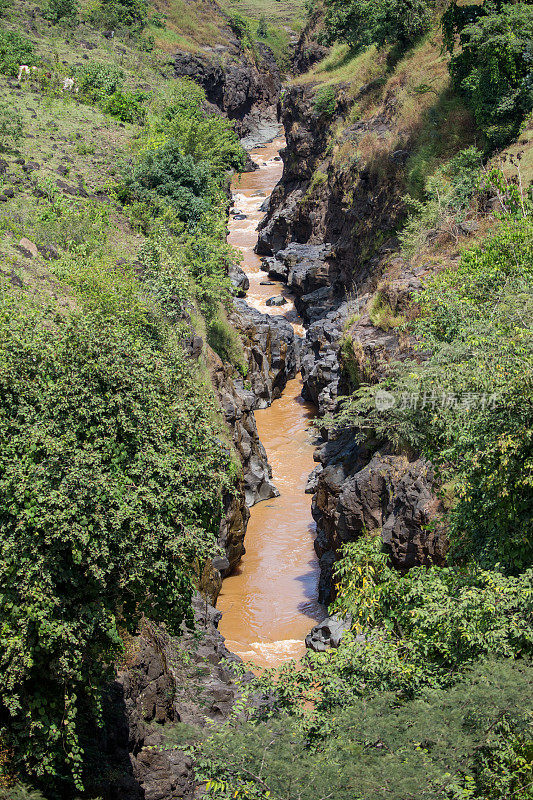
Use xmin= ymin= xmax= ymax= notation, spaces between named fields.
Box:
xmin=305 ymin=615 xmax=353 ymax=651
xmin=265 ymin=294 xmax=286 ymax=306
xmin=228 ymin=261 xmax=249 ymax=297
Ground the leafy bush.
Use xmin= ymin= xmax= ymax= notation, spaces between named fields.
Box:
xmin=42 ymin=0 xmax=78 ymax=25
xmin=443 ymin=2 xmax=533 ymax=147
xmin=0 ymin=102 xmax=23 ymax=149
xmin=228 ymin=12 xmax=252 ymax=43
xmin=340 ymin=215 xmax=533 ymax=572
xmin=119 ymin=139 xmax=212 ymax=221
xmin=0 ymin=786 xmax=46 ymax=800
xmin=0 ymin=267 xmax=233 ymax=790
xmin=73 ymin=61 xmax=124 ymax=99
xmin=0 ymin=29 xmax=33 ymax=76
xmin=149 ymin=9 xmax=165 ymax=27
xmin=314 ymin=86 xmax=337 ymax=117
xmin=197 ymin=660 xmax=533 ymax=800
xmin=100 ymin=89 xmax=146 ymax=123
xmin=120 ymin=81 xmax=245 ymax=223
xmin=91 ymin=0 xmax=148 ymax=31
xmin=139 ymin=227 xmax=235 ymax=326
xmin=322 ymin=0 xmax=433 ymax=53
xmin=331 ymin=537 xmax=533 ymax=677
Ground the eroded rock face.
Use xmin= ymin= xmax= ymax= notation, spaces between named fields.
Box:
xmin=313 ymin=451 xmax=447 ymax=604
xmin=174 ymin=45 xmax=280 ymax=138
xmin=305 ymin=614 xmax=353 ymax=652
xmin=103 ymin=596 xmax=249 ymax=800
xmin=212 ymin=354 xmax=278 ymax=508
xmin=232 ymin=298 xmax=300 ymax=409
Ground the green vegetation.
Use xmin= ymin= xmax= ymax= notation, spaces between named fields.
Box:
xmin=192 ymin=1 xmax=533 ymax=788
xmin=0 ymin=101 xmax=23 ymax=149
xmin=322 ymin=0 xmax=533 ymax=152
xmin=443 ymin=2 xmax=533 ymax=148
xmin=42 ymin=0 xmax=78 ymax=25
xmin=368 ymin=291 xmax=405 ymax=330
xmin=90 ymin=0 xmax=149 ymax=33
xmin=221 ymin=0 xmax=306 ymax=30
xmin=401 ymin=146 xmax=483 ymax=254
xmin=341 ymin=211 xmax=533 ymax=573
xmin=73 ymin=62 xmax=125 ymax=98
xmin=322 ymin=0 xmax=433 ymax=53
xmin=0 ymin=272 xmax=232 ymax=790
xmin=0 ymin=29 xmax=34 ymax=75
xmin=0 ymin=6 xmax=249 ymax=790
xmin=313 ymin=85 xmax=336 ymax=116
xmin=195 ymin=528 xmax=532 ymax=799
xmin=198 ymin=660 xmax=532 ymax=800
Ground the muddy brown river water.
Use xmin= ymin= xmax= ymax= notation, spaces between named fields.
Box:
xmin=217 ymin=137 xmax=325 ymax=669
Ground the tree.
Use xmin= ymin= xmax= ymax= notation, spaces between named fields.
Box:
xmin=443 ymin=2 xmax=533 ymax=147
xmin=43 ymin=0 xmax=78 ymax=25
xmin=322 ymin=0 xmax=434 ymax=53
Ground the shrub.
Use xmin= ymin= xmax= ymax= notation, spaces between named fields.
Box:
xmin=100 ymin=89 xmax=146 ymax=123
xmin=322 ymin=0 xmax=433 ymax=53
xmin=91 ymin=0 xmax=148 ymax=32
xmin=119 ymin=138 xmax=211 ymax=221
xmin=73 ymin=62 xmax=124 ymax=98
xmin=228 ymin=12 xmax=252 ymax=42
xmin=0 ymin=29 xmax=34 ymax=76
xmin=149 ymin=10 xmax=165 ymax=27
xmin=314 ymin=86 xmax=336 ymax=117
xmin=197 ymin=660 xmax=533 ymax=800
xmin=443 ymin=2 xmax=533 ymax=147
xmin=42 ymin=0 xmax=78 ymax=25
xmin=0 ymin=273 xmax=233 ymax=790
xmin=0 ymin=102 xmax=23 ymax=149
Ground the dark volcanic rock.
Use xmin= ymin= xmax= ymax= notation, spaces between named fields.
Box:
xmin=102 ymin=597 xmax=249 ymax=799
xmin=228 ymin=260 xmax=250 ymax=296
xmin=305 ymin=614 xmax=353 ymax=651
xmin=174 ymin=44 xmax=280 ymax=138
xmin=213 ymin=354 xmax=278 ymax=508
xmin=232 ymin=298 xmax=299 ymax=409
xmin=265 ymin=294 xmax=286 ymax=307
xmin=313 ymin=451 xmax=447 ymax=603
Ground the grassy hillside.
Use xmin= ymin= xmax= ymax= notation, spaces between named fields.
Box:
xmin=221 ymin=0 xmax=306 ymax=30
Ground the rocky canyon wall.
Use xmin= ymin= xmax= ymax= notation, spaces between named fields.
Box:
xmin=258 ymin=78 xmax=450 ymax=604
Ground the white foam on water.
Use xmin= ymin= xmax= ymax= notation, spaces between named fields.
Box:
xmin=227 ymin=639 xmax=305 ymax=667
xmin=249 ymin=639 xmax=304 ymax=663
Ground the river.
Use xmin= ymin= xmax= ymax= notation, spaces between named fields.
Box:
xmin=217 ymin=136 xmax=325 ymax=669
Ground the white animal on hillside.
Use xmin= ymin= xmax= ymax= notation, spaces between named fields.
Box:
xmin=62 ymin=77 xmax=76 ymax=92
xmin=17 ymin=65 xmax=30 ymax=81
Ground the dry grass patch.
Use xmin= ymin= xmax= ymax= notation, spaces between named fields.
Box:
xmin=151 ymin=0 xmax=230 ymax=52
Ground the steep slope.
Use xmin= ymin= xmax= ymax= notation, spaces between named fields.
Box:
xmin=257 ymin=11 xmax=533 ymax=600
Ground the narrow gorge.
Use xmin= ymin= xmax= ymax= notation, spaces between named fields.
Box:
xmin=1 ymin=0 xmax=531 ymax=798
xmin=218 ymin=136 xmax=324 ymax=668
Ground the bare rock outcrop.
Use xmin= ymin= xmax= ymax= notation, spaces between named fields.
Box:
xmin=103 ymin=597 xmax=249 ymax=800
xmin=232 ymin=298 xmax=299 ymax=409
xmin=174 ymin=43 xmax=280 ymax=139
xmin=313 ymin=449 xmax=447 ymax=604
